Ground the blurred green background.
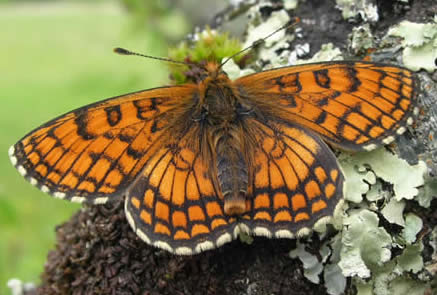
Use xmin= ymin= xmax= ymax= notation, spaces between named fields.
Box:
xmin=0 ymin=0 xmax=231 ymax=293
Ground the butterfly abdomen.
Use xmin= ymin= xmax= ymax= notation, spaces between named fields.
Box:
xmin=215 ymin=135 xmax=248 ymax=215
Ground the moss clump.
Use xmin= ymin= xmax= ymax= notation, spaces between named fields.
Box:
xmin=168 ymin=28 xmax=244 ymax=84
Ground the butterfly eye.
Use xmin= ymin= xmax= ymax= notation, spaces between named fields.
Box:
xmin=236 ymin=102 xmax=253 ymax=116
xmin=191 ymin=105 xmax=209 ymax=122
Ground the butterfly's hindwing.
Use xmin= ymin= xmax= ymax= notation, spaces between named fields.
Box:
xmin=240 ymin=118 xmax=344 ymax=238
xmin=125 ymin=139 xmax=239 ymax=255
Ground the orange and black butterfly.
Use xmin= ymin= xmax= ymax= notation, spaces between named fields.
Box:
xmin=9 ymin=45 xmax=418 ymax=255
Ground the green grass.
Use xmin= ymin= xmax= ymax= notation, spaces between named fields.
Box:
xmin=0 ymin=2 xmax=185 ymax=293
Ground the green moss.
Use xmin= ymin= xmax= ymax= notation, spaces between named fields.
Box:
xmin=167 ymin=28 xmax=243 ymax=84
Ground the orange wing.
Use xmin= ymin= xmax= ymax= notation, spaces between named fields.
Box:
xmin=9 ymin=85 xmax=197 ymax=204
xmin=125 ymin=134 xmax=238 ymax=255
xmin=239 ymin=118 xmax=344 ymax=238
xmin=235 ymin=61 xmax=418 ymax=151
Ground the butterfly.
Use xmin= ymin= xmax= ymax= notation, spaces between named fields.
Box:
xmin=9 ymin=49 xmax=418 ymax=255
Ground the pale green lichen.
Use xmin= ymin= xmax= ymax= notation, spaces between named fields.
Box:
xmin=349 ymin=24 xmax=374 ymax=55
xmin=430 ymin=227 xmax=437 ymax=255
xmin=220 ymin=58 xmax=255 ymax=80
xmin=335 ymin=148 xmax=430 ymax=294
xmin=338 ymin=154 xmax=374 ymax=203
xmin=401 ymin=213 xmax=423 ymax=245
xmin=371 ymin=261 xmax=397 ymax=295
xmin=416 ymin=178 xmax=437 ymax=208
xmin=283 ymin=0 xmax=298 ymax=10
xmin=401 ymin=42 xmax=437 ymax=73
xmin=355 ymin=281 xmax=373 ymax=295
xmin=388 ymin=277 xmax=428 ymax=295
xmin=312 ymin=147 xmax=428 ymax=293
xmin=341 ymin=148 xmax=426 ymax=201
xmin=380 ymin=198 xmax=406 ymax=226
xmin=396 ymin=241 xmax=424 ymax=274
xmin=324 ymin=264 xmax=347 ymax=295
xmin=243 ymin=6 xmax=294 ymax=68
xmin=354 ymin=257 xmax=429 ymax=295
xmin=426 ymin=227 xmax=437 ymax=278
xmin=366 ymin=180 xmax=388 ymax=202
xmin=289 ymin=241 xmax=325 ymax=283
xmin=296 ymin=43 xmax=343 ymax=64
xmin=387 ymin=20 xmax=437 ymax=72
xmin=310 ymin=243 xmax=346 ymax=294
xmin=243 ymin=9 xmax=290 ymax=49
xmin=335 ymin=0 xmax=379 ymax=22
xmin=338 ymin=209 xmax=392 ymax=278
xmin=388 ymin=21 xmax=437 ymax=47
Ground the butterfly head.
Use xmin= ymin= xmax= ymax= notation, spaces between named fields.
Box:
xmin=194 ymin=61 xmax=226 ymax=81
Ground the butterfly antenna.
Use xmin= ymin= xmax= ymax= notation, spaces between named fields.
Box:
xmin=114 ymin=47 xmax=193 ymax=67
xmin=219 ymin=17 xmax=300 ymax=69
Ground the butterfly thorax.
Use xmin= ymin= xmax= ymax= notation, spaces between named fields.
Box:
xmin=202 ymin=71 xmax=237 ymax=123
xmin=198 ymin=66 xmax=250 ymax=216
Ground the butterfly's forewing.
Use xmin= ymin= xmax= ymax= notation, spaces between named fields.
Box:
xmin=235 ymin=61 xmax=418 ymax=151
xmin=10 ymin=85 xmax=197 ymax=204
xmin=240 ymin=118 xmax=344 ymax=238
